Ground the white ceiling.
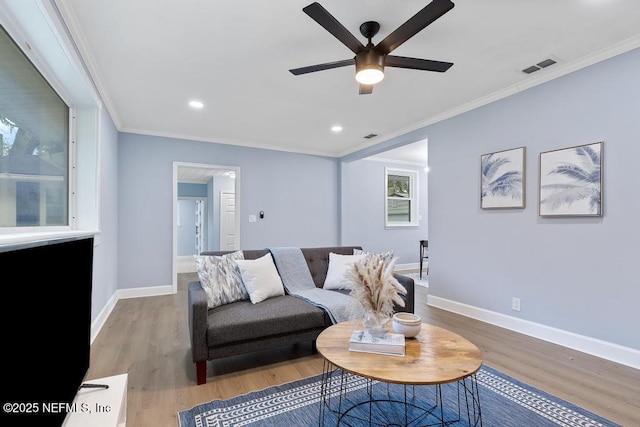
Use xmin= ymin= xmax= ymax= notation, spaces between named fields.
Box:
xmin=177 ymin=165 xmax=235 ymax=184
xmin=56 ymin=0 xmax=640 ymax=160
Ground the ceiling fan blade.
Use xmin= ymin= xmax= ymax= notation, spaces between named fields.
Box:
xmin=303 ymin=2 xmax=365 ymax=54
xmin=359 ymin=84 xmax=373 ymax=95
xmin=385 ymin=55 xmax=453 ymax=72
xmin=375 ymin=0 xmax=455 ymax=55
xmin=289 ymin=58 xmax=355 ymax=75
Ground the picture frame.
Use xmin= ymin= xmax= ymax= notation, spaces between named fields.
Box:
xmin=480 ymin=147 xmax=525 ymax=209
xmin=538 ymin=141 xmax=603 ymax=217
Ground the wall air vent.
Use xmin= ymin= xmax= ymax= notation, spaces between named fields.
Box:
xmin=364 ymin=133 xmax=378 ymax=139
xmin=521 ymin=57 xmax=558 ymax=75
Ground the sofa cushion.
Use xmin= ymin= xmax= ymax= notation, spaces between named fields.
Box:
xmin=236 ymin=253 xmax=285 ymax=303
xmin=353 ymin=248 xmax=395 ymax=263
xmin=200 ymin=249 xmax=270 ymax=261
xmin=206 ymin=295 xmax=327 ymax=346
xmin=301 ymin=246 xmax=362 ymax=288
xmin=194 ymin=250 xmax=248 ymax=309
xmin=323 ymin=252 xmax=366 ymax=290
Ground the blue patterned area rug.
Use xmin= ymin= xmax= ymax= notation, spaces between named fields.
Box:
xmin=178 ymin=365 xmax=620 ymax=426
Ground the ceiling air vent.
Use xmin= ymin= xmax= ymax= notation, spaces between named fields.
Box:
xmin=537 ymin=58 xmax=556 ymax=68
xmin=364 ymin=133 xmax=378 ymax=139
xmin=521 ymin=57 xmax=558 ymax=75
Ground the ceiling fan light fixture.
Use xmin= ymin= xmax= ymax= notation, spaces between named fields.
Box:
xmin=355 ymin=51 xmax=385 ymax=85
xmin=355 ymin=66 xmax=384 ymax=85
xmin=290 ymin=2 xmax=455 ymax=94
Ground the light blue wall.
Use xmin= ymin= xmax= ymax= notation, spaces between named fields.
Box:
xmin=110 ymin=44 xmax=640 ymax=353
xmin=91 ymin=106 xmax=119 ymax=322
xmin=341 ymin=159 xmax=428 ymax=266
xmin=178 ymin=183 xmax=207 ymax=198
xmin=412 ymin=48 xmax=640 ymax=350
xmin=117 ymin=133 xmax=340 ymax=289
xmin=177 ymin=199 xmax=197 ymax=256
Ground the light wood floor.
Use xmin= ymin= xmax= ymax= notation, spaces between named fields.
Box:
xmin=85 ymin=273 xmax=640 ymax=426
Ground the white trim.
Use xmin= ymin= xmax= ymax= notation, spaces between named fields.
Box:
xmin=89 ymin=285 xmax=174 ymax=344
xmin=172 ymin=161 xmax=241 ymax=294
xmin=177 ymin=255 xmax=196 ymax=273
xmin=394 ymin=262 xmax=420 ymax=271
xmin=116 ymin=285 xmax=174 ymax=300
xmin=337 ymin=35 xmax=640 ymax=159
xmin=428 ymin=295 xmax=640 ymax=370
xmin=172 ymin=163 xmax=179 ymax=294
xmin=89 ymin=288 xmax=118 ymax=344
xmin=0 ymin=229 xmax=99 ymax=246
xmin=385 ymin=167 xmax=419 ymax=228
xmin=0 ymin=2 xmax=102 ymax=237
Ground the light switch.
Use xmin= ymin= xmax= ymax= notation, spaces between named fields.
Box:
xmin=249 ymin=215 xmax=257 ymax=223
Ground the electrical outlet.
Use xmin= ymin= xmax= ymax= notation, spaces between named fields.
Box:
xmin=512 ymin=297 xmax=521 ymax=312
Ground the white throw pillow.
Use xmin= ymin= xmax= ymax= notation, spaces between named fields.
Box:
xmin=236 ymin=254 xmax=285 ymax=304
xmin=323 ymin=252 xmax=366 ymax=290
xmin=194 ymin=251 xmax=248 ymax=309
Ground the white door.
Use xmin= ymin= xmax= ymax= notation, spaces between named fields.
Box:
xmin=219 ymin=192 xmax=237 ymax=250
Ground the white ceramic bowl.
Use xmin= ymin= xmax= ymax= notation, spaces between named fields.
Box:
xmin=392 ymin=313 xmax=422 ymax=338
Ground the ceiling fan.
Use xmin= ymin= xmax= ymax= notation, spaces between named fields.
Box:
xmin=289 ymin=0 xmax=455 ymax=94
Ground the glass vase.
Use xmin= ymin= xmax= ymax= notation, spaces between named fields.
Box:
xmin=363 ymin=310 xmax=390 ymax=338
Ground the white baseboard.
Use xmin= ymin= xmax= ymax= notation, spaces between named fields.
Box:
xmin=395 ymin=262 xmax=425 ymax=271
xmin=428 ymin=295 xmax=640 ymax=371
xmin=116 ymin=285 xmax=174 ymax=300
xmin=396 ymin=262 xmax=417 ymax=271
xmin=89 ymin=285 xmax=175 ymax=344
xmin=91 ymin=282 xmax=639 ymax=371
xmin=90 ymin=292 xmax=119 ymax=344
xmin=177 ymin=255 xmax=196 ymax=273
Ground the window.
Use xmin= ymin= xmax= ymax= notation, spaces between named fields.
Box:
xmin=385 ymin=167 xmax=419 ymax=227
xmin=0 ymin=25 xmax=70 ymax=228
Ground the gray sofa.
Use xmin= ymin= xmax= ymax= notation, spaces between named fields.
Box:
xmin=188 ymin=246 xmax=415 ymax=384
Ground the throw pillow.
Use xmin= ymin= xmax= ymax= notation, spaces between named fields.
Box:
xmin=353 ymin=248 xmax=395 ymax=264
xmin=194 ymin=251 xmax=248 ymax=309
xmin=235 ymin=253 xmax=285 ymax=304
xmin=323 ymin=252 xmax=366 ymax=290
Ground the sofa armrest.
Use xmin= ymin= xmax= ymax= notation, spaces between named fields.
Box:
xmin=188 ymin=282 xmax=209 ymax=363
xmin=394 ymin=274 xmax=415 ymax=314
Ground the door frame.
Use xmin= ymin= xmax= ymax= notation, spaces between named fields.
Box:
xmin=172 ymin=161 xmax=241 ymax=293
xmin=176 ymin=196 xmax=207 ymax=273
xmin=194 ymin=198 xmax=206 ymax=255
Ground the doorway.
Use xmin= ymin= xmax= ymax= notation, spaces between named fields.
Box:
xmin=172 ymin=162 xmax=241 ymax=292
xmin=177 ymin=197 xmax=207 ymax=263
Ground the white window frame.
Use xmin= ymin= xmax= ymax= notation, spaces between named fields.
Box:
xmin=385 ymin=167 xmax=419 ymax=228
xmin=0 ymin=1 xmax=101 ymax=244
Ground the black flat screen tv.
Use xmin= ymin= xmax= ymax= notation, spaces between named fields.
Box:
xmin=0 ymin=236 xmax=94 ymax=426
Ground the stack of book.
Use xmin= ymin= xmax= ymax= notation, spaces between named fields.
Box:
xmin=348 ymin=330 xmax=406 ymax=356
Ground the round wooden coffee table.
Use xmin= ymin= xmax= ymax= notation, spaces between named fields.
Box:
xmin=316 ymin=321 xmax=483 ymax=426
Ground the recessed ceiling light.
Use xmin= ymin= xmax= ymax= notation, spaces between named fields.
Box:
xmin=189 ymin=100 xmax=204 ymax=109
xmin=331 ymin=125 xmax=343 ymax=133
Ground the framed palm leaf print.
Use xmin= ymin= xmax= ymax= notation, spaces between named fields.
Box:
xmin=481 ymin=147 xmax=525 ymax=209
xmin=538 ymin=141 xmax=603 ymax=217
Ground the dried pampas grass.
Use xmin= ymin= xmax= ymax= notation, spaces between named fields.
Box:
xmin=346 ymin=253 xmax=407 ymax=320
